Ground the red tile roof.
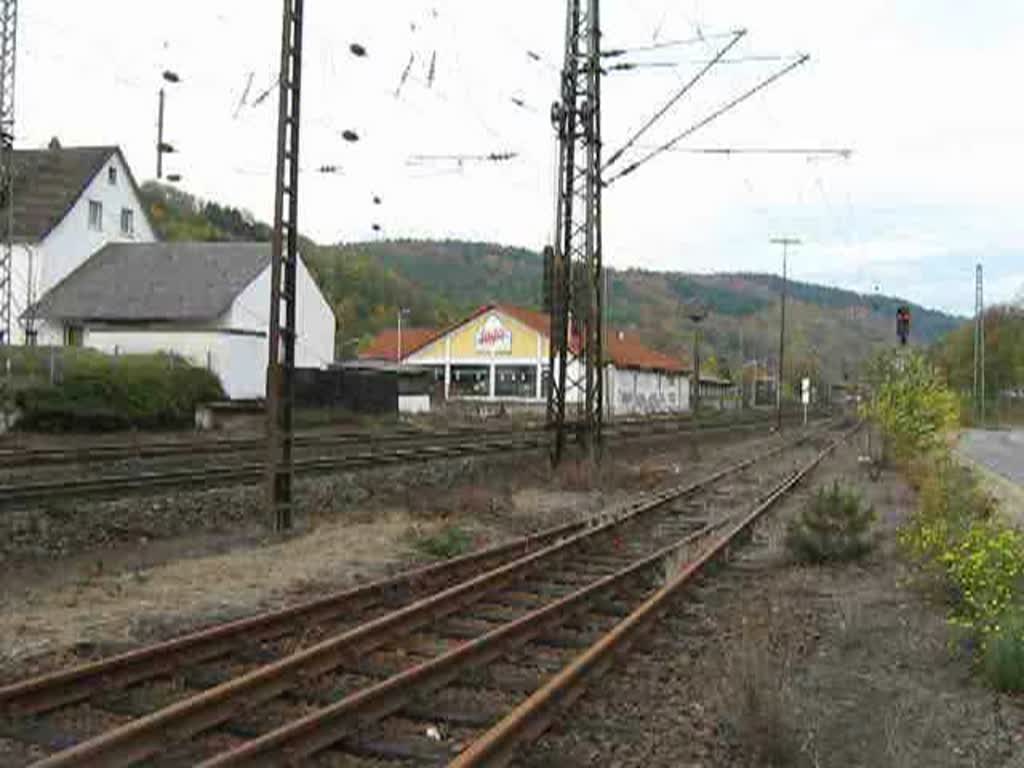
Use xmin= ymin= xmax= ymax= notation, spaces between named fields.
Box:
xmin=359 ymin=327 xmax=439 ymax=361
xmin=605 ymin=330 xmax=687 ymax=373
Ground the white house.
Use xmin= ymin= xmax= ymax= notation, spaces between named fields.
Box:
xmin=7 ymin=141 xmax=157 ymax=344
xmin=361 ymin=303 xmax=693 ymax=417
xmin=30 ymin=242 xmax=336 ymax=399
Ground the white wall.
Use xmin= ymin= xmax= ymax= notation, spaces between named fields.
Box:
xmin=82 ymin=326 xmax=269 ymax=400
xmin=36 ymin=151 xmax=156 ymax=299
xmin=606 ymin=366 xmax=690 ymax=417
xmin=228 ymin=254 xmax=335 ymax=370
xmin=7 ymin=243 xmax=39 ymax=345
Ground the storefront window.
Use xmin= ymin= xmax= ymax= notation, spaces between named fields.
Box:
xmin=495 ymin=365 xmax=537 ymax=398
xmin=450 ymin=365 xmax=490 ymax=397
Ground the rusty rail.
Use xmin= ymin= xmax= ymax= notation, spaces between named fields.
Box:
xmin=0 ymin=414 xmax=807 ymax=510
xmin=193 ymin=429 xmax=851 ymax=767
xmin=22 ymin=432 xmax=808 ymax=768
xmin=450 ymin=425 xmax=857 ymax=767
xmin=0 ymin=517 xmax=587 ymax=716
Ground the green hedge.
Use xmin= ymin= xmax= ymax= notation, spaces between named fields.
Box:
xmin=13 ymin=350 xmax=224 ymax=431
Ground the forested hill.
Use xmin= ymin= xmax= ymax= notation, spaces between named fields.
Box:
xmin=334 ymin=239 xmax=961 ymax=381
xmin=138 ymin=183 xmax=963 ymax=381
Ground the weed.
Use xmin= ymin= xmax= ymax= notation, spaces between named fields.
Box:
xmin=722 ymin=623 xmax=804 ymax=767
xmin=786 ymin=482 xmax=876 ymax=564
xmin=414 ymin=524 xmax=473 ymax=560
xmin=556 ymin=459 xmax=595 ymax=491
xmin=983 ymin=608 xmax=1024 ymax=692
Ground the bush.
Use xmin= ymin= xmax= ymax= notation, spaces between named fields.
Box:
xmin=786 ymin=482 xmax=876 ymax=564
xmin=983 ymin=608 xmax=1024 ymax=692
xmin=15 ymin=352 xmax=224 ymax=431
xmin=861 ymin=350 xmax=959 ymax=461
xmin=901 ymin=457 xmax=1024 ymax=642
xmin=414 ymin=525 xmax=473 ymax=560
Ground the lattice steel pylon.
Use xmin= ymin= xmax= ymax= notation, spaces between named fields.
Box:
xmin=266 ymin=0 xmax=304 ymax=531
xmin=0 ymin=0 xmax=17 ymax=355
xmin=547 ymin=0 xmax=603 ymax=466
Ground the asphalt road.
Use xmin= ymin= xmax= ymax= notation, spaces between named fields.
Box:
xmin=958 ymin=429 xmax=1024 ymax=487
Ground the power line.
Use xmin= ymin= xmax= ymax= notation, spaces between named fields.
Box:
xmin=652 ymin=146 xmax=853 ymax=158
xmin=602 ymin=29 xmax=743 ymax=57
xmin=604 ymin=53 xmax=811 ymax=186
xmin=603 ymin=29 xmax=746 ymax=170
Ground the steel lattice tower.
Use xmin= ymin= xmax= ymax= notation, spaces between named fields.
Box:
xmin=0 ymin=0 xmax=16 ymax=352
xmin=547 ymin=0 xmax=603 ymax=465
xmin=266 ymin=0 xmax=304 ymax=531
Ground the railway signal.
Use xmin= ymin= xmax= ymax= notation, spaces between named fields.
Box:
xmin=896 ymin=306 xmax=911 ymax=346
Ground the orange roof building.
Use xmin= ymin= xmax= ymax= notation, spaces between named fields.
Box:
xmin=360 ymin=303 xmax=734 ymax=415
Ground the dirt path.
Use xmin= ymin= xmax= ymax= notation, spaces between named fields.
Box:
xmin=523 ymin=440 xmax=1024 ymax=768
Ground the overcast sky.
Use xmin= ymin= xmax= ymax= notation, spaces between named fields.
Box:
xmin=17 ymin=1 xmax=1024 ymax=316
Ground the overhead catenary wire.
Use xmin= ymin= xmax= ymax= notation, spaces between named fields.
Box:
xmin=602 ymin=29 xmax=743 ymax=57
xmin=604 ymin=53 xmax=811 ymax=186
xmin=651 ymin=146 xmax=853 ymax=157
xmin=603 ymin=29 xmax=746 ymax=170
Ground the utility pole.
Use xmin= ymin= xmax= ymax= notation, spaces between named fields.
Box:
xmin=156 ymin=88 xmax=165 ymax=179
xmin=548 ymin=0 xmax=604 ymax=465
xmin=155 ymin=71 xmax=180 ymax=180
xmin=0 ymin=0 xmax=16 ymax=363
xmin=266 ymin=0 xmax=304 ymax=532
xmin=396 ymin=307 xmax=410 ymax=365
xmin=974 ymin=263 xmax=985 ymax=424
xmin=771 ymin=237 xmax=800 ymax=430
xmin=686 ymin=301 xmax=708 ymax=417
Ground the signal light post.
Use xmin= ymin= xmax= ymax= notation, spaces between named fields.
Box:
xmin=896 ymin=306 xmax=911 ymax=346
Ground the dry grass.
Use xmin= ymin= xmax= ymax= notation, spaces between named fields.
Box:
xmin=719 ymin=616 xmax=806 ymax=767
xmin=0 ymin=509 xmax=422 ymax=668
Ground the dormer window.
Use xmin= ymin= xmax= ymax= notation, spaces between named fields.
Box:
xmin=108 ymin=166 xmax=118 ymax=185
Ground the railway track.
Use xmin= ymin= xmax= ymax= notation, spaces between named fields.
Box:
xmin=0 ymin=411 xmax=783 ymax=470
xmin=0 ymin=413 xmax=808 ymax=510
xmin=0 ymin=422 xmax=849 ymax=767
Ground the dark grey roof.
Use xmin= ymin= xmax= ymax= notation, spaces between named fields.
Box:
xmin=31 ymin=242 xmax=272 ymax=322
xmin=8 ymin=144 xmax=155 ymax=242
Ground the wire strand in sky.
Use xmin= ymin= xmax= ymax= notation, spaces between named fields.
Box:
xmin=605 ymin=53 xmax=811 ymax=186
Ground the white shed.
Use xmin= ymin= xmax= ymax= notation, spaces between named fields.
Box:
xmin=30 ymin=242 xmax=336 ymax=399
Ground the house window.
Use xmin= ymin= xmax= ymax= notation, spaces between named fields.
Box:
xmin=108 ymin=166 xmax=118 ymax=185
xmin=495 ymin=365 xmax=537 ymax=398
xmin=449 ymin=365 xmax=490 ymax=397
xmin=88 ymin=200 xmax=103 ymax=231
xmin=65 ymin=325 xmax=84 ymax=348
xmin=121 ymin=208 xmax=134 ymax=235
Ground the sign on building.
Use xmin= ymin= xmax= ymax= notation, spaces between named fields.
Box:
xmin=475 ymin=315 xmax=512 ymax=353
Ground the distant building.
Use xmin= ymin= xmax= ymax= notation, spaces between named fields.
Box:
xmin=6 ymin=141 xmax=158 ymax=344
xmin=30 ymin=242 xmax=335 ymax=399
xmin=361 ymin=303 xmax=699 ymax=417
